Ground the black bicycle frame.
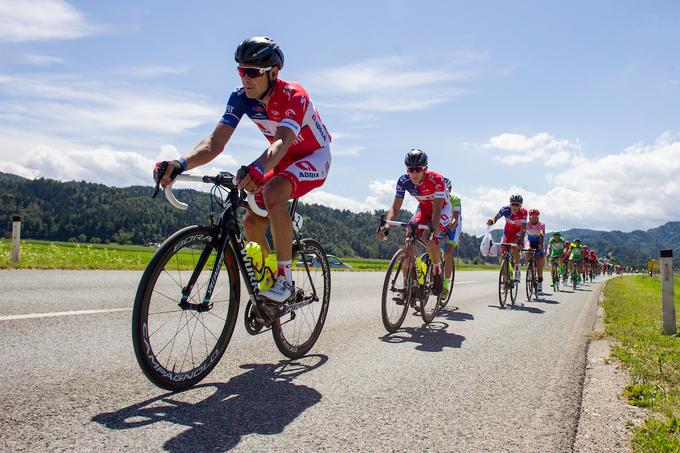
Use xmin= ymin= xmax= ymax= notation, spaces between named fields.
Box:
xmin=178 ymin=187 xmax=316 ymax=319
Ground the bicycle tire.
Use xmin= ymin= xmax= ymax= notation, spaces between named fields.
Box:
xmin=381 ymin=248 xmax=410 ymax=333
xmin=440 ymin=251 xmax=455 ymax=308
xmin=526 ymin=262 xmax=535 ymax=301
xmin=498 ymin=257 xmax=509 ymax=308
xmin=418 ymin=241 xmax=440 ymax=324
xmin=132 ymin=225 xmax=240 ymax=391
xmin=510 ymin=258 xmax=519 ymax=306
xmin=272 ymin=238 xmax=331 ymax=359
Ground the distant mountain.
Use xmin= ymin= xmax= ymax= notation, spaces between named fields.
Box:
xmin=1 ymin=172 xmax=677 ymax=266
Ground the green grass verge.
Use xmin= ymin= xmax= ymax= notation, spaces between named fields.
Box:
xmin=0 ymin=239 xmax=499 ymax=271
xmin=602 ymin=275 xmax=680 ymax=452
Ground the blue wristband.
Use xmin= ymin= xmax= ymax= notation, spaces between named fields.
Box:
xmin=179 ymin=158 xmax=188 ymax=171
xmin=251 ymin=161 xmax=265 ymax=173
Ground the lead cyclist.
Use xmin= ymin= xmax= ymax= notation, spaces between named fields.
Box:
xmin=154 ymin=36 xmax=332 ymax=303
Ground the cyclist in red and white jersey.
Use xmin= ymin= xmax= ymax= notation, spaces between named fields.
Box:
xmin=376 ymin=149 xmax=450 ymax=295
xmin=487 ymin=194 xmax=527 ymax=282
xmin=155 ymin=36 xmax=331 ymax=303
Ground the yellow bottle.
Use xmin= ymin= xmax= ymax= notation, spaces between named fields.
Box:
xmin=415 ymin=256 xmax=426 ymax=285
xmin=244 ymin=242 xmax=263 ymax=279
xmin=260 ymin=253 xmax=277 ymax=291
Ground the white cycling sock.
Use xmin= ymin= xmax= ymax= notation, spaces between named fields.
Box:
xmin=277 ymin=260 xmax=292 ymax=284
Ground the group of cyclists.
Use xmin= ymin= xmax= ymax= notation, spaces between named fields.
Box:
xmin=152 ymin=34 xmax=611 ymax=305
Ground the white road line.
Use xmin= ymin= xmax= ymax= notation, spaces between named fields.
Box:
xmin=456 ymin=281 xmax=478 ymax=285
xmin=0 ymin=308 xmax=131 ymax=321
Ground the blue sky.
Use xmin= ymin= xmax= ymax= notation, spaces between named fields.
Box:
xmin=1 ymin=0 xmax=679 ymax=234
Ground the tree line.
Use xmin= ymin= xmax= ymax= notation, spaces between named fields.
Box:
xmin=1 ymin=172 xmax=677 ymax=266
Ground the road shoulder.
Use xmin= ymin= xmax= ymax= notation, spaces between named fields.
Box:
xmin=573 ymin=289 xmax=647 ymax=452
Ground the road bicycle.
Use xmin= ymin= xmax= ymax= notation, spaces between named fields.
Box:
xmin=377 ymin=216 xmax=442 ymax=332
xmin=132 ymin=171 xmax=331 ymax=391
xmin=549 ymin=255 xmax=561 ymax=292
xmin=498 ymin=242 xmax=519 ymax=307
xmin=570 ymin=260 xmax=581 ymax=290
xmin=524 ymin=248 xmax=539 ymax=301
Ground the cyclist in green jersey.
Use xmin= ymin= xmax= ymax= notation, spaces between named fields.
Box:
xmin=440 ymin=178 xmax=461 ymax=299
xmin=548 ymin=231 xmax=566 ymax=284
xmin=567 ymin=238 xmax=585 ymax=280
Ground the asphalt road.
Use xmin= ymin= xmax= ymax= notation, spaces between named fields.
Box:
xmin=0 ymin=270 xmax=604 ymax=452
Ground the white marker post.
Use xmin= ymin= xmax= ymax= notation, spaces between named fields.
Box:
xmin=11 ymin=215 xmax=21 ymax=265
xmin=660 ymin=249 xmax=676 ymax=335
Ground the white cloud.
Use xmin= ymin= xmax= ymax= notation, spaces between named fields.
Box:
xmin=483 ymin=132 xmax=582 ymax=167
xmin=0 ymin=143 xmax=238 ymax=187
xmin=0 ymin=73 xmax=219 ymax=141
xmin=22 ymin=54 xmax=66 ymax=66
xmin=0 ymin=0 xmax=94 ymax=42
xmin=0 ymin=161 xmax=36 ymax=179
xmin=308 ymin=54 xmax=482 ymax=113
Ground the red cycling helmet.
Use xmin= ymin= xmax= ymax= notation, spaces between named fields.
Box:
xmin=529 ymin=208 xmax=540 ymax=216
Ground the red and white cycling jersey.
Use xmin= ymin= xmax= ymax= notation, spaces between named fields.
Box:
xmin=220 ymin=78 xmax=331 ymax=171
xmin=395 ymin=171 xmax=451 ymax=229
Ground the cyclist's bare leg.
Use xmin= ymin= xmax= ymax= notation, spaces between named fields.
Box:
xmin=537 ymin=255 xmax=545 ymax=281
xmin=444 ymin=243 xmax=455 ymax=279
xmin=425 ymin=237 xmax=441 ymax=267
xmin=243 ymin=209 xmax=271 ymax=256
xmin=262 ymin=176 xmax=294 ymax=263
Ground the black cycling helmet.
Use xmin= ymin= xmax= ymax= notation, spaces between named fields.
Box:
xmin=509 ymin=194 xmax=523 ymax=204
xmin=235 ymin=36 xmax=284 ymax=69
xmin=405 ymin=148 xmax=428 ymax=167
xmin=444 ymin=178 xmax=452 ymax=192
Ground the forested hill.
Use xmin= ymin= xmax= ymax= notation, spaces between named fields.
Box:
xmin=0 ymin=172 xmax=482 ymax=260
xmin=1 ymin=172 xmax=678 ymax=266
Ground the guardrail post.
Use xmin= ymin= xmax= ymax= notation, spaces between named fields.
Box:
xmin=11 ymin=215 xmax=21 ymax=265
xmin=660 ymin=249 xmax=676 ymax=335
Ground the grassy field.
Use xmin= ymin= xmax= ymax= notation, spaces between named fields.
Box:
xmin=602 ymin=275 xmax=680 ymax=451
xmin=0 ymin=239 xmax=498 ymax=271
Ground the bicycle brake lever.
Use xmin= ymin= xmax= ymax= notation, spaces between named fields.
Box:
xmin=152 ymin=161 xmax=168 ymax=199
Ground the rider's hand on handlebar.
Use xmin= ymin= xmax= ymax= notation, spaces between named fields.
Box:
xmin=236 ymin=164 xmax=264 ymax=192
xmin=376 ymin=226 xmax=390 ymax=241
xmin=154 ymin=160 xmax=183 ymax=187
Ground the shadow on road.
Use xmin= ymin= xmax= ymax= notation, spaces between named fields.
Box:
xmin=380 ymin=321 xmax=465 ymax=352
xmin=92 ymin=355 xmax=327 ymax=452
xmin=535 ymin=297 xmax=560 ymax=305
xmin=487 ymin=304 xmax=545 ymax=314
xmin=439 ymin=308 xmax=474 ymax=323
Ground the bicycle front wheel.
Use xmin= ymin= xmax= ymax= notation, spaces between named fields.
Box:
xmin=381 ymin=248 xmax=410 ymax=333
xmin=510 ymin=260 xmax=519 ymax=306
xmin=526 ymin=263 xmax=535 ymax=301
xmin=132 ymin=226 xmax=240 ymax=391
xmin=418 ymin=242 xmax=440 ymax=324
xmin=498 ymin=257 xmax=510 ymax=308
xmin=272 ymin=238 xmax=331 ymax=359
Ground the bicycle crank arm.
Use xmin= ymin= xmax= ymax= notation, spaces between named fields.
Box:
xmin=277 ymin=296 xmax=316 ymax=317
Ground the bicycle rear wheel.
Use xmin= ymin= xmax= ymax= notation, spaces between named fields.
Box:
xmin=498 ymin=257 xmax=510 ymax=308
xmin=440 ymin=251 xmax=455 ymax=308
xmin=132 ymin=226 xmax=240 ymax=391
xmin=418 ymin=242 xmax=440 ymax=324
xmin=272 ymin=238 xmax=331 ymax=359
xmin=381 ymin=248 xmax=410 ymax=333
